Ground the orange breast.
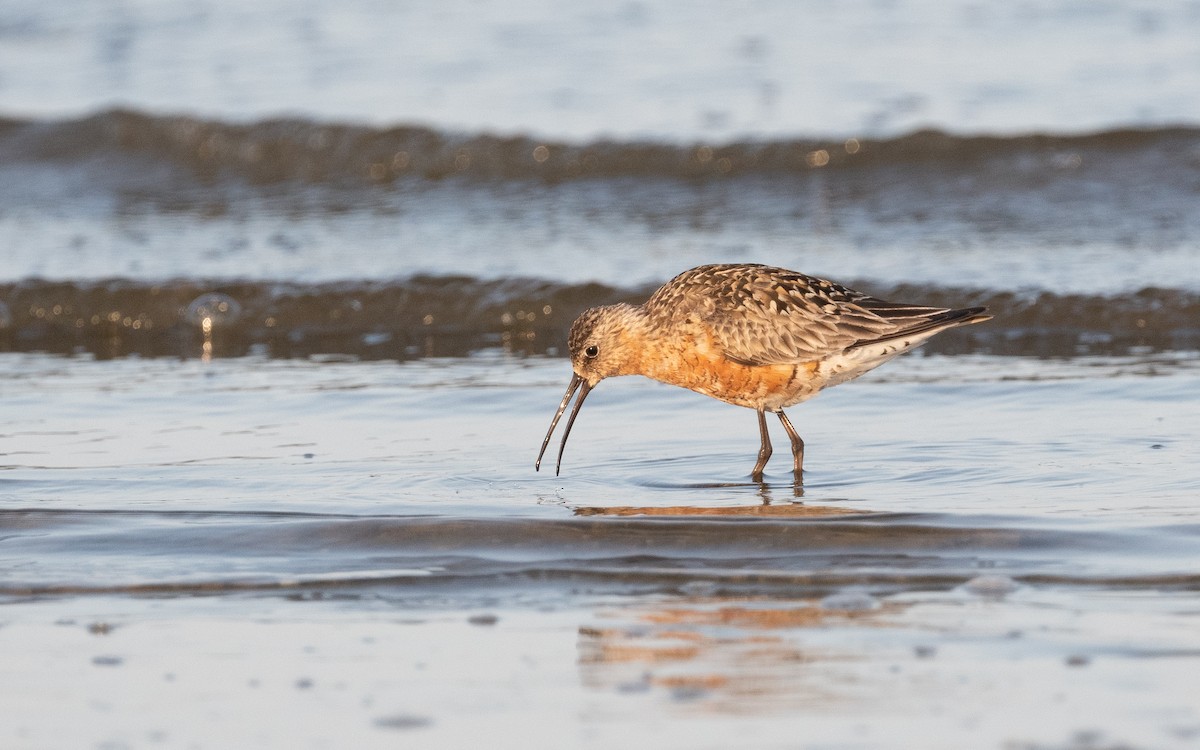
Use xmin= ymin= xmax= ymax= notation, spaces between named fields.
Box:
xmin=645 ymin=335 xmax=820 ymax=409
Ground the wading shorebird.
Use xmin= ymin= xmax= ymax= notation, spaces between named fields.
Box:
xmin=535 ymin=263 xmax=991 ymax=481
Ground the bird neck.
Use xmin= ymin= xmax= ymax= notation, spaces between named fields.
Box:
xmin=595 ymin=304 xmax=659 ymax=379
xmin=611 ymin=306 xmax=695 ymax=383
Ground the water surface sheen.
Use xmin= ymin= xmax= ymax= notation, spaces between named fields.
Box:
xmin=3 ymin=353 xmax=1197 ymax=593
xmin=3 ymin=352 xmax=1200 ymax=749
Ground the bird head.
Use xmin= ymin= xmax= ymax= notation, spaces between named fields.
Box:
xmin=565 ymin=304 xmax=642 ymax=386
xmin=535 ymin=304 xmax=643 ymax=475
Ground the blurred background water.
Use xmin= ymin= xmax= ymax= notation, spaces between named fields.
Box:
xmin=2 ymin=2 xmax=1200 ymax=749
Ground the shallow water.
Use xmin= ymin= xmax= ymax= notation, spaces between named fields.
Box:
xmin=3 ymin=351 xmax=1199 ymax=748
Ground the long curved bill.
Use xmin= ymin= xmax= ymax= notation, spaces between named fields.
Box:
xmin=535 ymin=373 xmax=593 ymax=476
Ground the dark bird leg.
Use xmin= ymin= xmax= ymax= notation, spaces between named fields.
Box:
xmin=775 ymin=409 xmax=804 ymax=480
xmin=751 ymin=407 xmax=772 ymax=481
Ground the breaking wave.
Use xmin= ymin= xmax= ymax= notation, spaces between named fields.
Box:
xmin=4 ymin=108 xmax=1199 ymax=185
xmin=1 ymin=276 xmax=1195 ymax=359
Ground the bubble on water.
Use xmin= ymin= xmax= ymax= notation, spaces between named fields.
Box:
xmin=187 ymin=292 xmax=242 ymax=360
xmin=185 ymin=292 xmax=242 ymax=331
xmin=819 ymin=590 xmax=880 ymax=612
xmin=963 ymin=574 xmax=1019 ymax=597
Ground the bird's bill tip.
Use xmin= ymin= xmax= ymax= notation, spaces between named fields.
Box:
xmin=535 ymin=373 xmax=583 ymax=471
xmin=535 ymin=373 xmax=592 ymax=476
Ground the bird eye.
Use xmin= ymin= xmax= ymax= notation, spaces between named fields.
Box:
xmin=584 ymin=345 xmax=599 ymax=358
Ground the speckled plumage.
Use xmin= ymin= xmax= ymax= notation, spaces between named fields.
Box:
xmin=537 ymin=263 xmax=991 ymax=481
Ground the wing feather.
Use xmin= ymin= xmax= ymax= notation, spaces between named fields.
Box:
xmin=645 ymin=264 xmax=986 ymax=367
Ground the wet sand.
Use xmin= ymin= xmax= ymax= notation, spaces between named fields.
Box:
xmin=6 ymin=589 xmax=1199 ymax=750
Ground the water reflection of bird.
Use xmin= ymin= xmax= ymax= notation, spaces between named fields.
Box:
xmin=536 ymin=263 xmax=991 ymax=481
